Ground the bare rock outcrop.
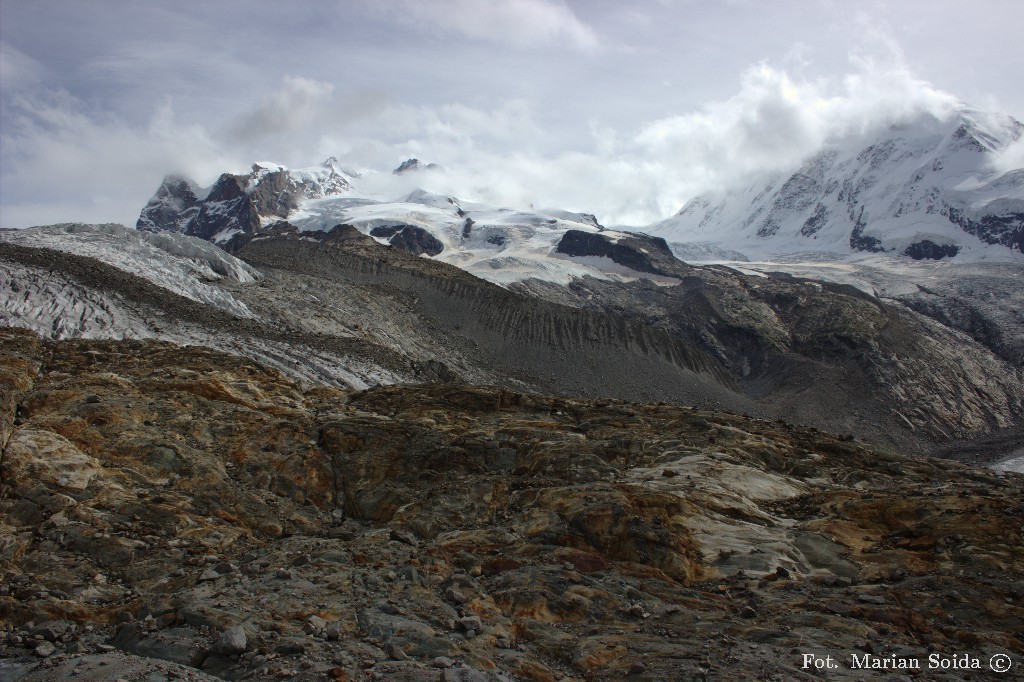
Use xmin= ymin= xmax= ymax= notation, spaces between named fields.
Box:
xmin=2 ymin=328 xmax=1021 ymax=680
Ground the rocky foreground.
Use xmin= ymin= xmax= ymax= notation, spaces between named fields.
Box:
xmin=1 ymin=327 xmax=1022 ymax=680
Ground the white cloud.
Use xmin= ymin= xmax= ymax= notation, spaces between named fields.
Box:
xmin=383 ymin=0 xmax=598 ymax=50
xmin=0 ymin=91 xmax=232 ymax=227
xmin=378 ymin=53 xmax=966 ymax=225
xmin=230 ymin=76 xmax=336 ymax=142
xmin=0 ymin=42 xmax=992 ymax=230
xmin=629 ymin=56 xmax=960 ymax=197
xmin=989 ymin=125 xmax=1024 ymax=175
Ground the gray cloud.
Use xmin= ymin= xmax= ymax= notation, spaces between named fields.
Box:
xmin=0 ymin=91 xmax=231 ymax=227
xmin=379 ymin=0 xmax=598 ymax=50
xmin=0 ymin=42 xmax=44 ymax=91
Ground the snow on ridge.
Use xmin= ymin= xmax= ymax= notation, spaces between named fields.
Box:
xmin=286 ymin=188 xmax=680 ymax=286
xmin=641 ymin=108 xmax=1024 ymax=263
xmin=0 ymin=223 xmax=260 ymax=318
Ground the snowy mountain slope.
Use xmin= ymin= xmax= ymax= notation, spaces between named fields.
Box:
xmin=0 ymin=223 xmax=260 ymax=317
xmin=138 ymin=108 xmax=1024 ymax=287
xmin=288 ymin=189 xmax=683 ymax=285
xmin=645 ymin=108 xmax=1024 ymax=261
xmin=141 ymin=161 xmax=686 ymax=287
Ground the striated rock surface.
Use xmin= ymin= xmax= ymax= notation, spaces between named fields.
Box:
xmin=5 ymin=225 xmax=1023 ymax=455
xmin=2 ymin=328 xmax=1022 ymax=680
xmin=513 ymin=267 xmax=1024 ymax=451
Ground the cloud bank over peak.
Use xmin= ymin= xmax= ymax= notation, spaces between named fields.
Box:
xmin=400 ymin=54 xmax=968 ymax=224
xmin=0 ymin=32 xmax=1005 ymax=230
xmin=630 ymin=56 xmax=962 ymax=194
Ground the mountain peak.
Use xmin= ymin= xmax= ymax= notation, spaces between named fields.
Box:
xmin=647 ymin=107 xmax=1024 ymax=261
xmin=137 ymin=160 xmax=352 ymax=249
xmin=393 ymin=158 xmax=440 ymax=175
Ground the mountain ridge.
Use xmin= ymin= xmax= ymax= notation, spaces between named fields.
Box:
xmin=647 ymin=108 xmax=1024 ymax=261
xmin=4 ymin=222 xmax=1023 ymax=456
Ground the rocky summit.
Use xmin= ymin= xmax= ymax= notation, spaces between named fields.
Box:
xmin=2 ymin=327 xmax=1022 ymax=680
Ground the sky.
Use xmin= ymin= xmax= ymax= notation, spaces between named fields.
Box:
xmin=1 ymin=0 xmax=1022 ymax=228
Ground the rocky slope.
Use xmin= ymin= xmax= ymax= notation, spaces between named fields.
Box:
xmin=648 ymin=108 xmax=1024 ymax=261
xmin=704 ymin=258 xmax=1024 ymax=371
xmin=511 ymin=265 xmax=1024 ymax=452
xmin=3 ymin=225 xmax=1022 ymax=455
xmin=2 ymin=328 xmax=1022 ymax=681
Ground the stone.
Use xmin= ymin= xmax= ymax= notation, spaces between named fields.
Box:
xmin=441 ymin=667 xmax=493 ymax=682
xmin=198 ymin=568 xmax=221 ymax=582
xmin=213 ymin=625 xmax=247 ymax=655
xmin=455 ymin=616 xmax=483 ymax=633
xmin=34 ymin=641 xmax=56 ymax=657
xmin=275 ymin=639 xmax=306 ymax=655
xmin=389 ymin=529 xmax=419 ymax=547
xmin=31 ymin=620 xmax=71 ymax=642
xmin=444 ymin=588 xmax=468 ymax=605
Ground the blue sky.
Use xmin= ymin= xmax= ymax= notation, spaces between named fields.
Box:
xmin=2 ymin=0 xmax=1022 ymax=227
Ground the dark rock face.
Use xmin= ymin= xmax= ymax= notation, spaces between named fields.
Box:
xmin=186 ymin=174 xmax=259 ymax=243
xmin=849 ymin=208 xmax=885 ymax=253
xmin=943 ymin=203 xmax=1024 ymax=253
xmin=799 ymin=202 xmax=829 ymax=237
xmin=388 ymin=226 xmax=445 ymax=257
xmin=903 ymin=239 xmax=961 ymax=260
xmin=369 ymin=225 xmax=407 ymax=239
xmin=1 ymin=328 xmax=1022 ymax=681
xmin=370 ymin=224 xmax=445 ymax=256
xmin=136 ymin=162 xmax=349 ymax=251
xmin=136 ymin=176 xmax=202 ymax=233
xmin=250 ymin=170 xmax=303 ymax=218
xmin=555 ymin=230 xmax=683 ymax=278
xmin=393 ymin=158 xmax=439 ymax=175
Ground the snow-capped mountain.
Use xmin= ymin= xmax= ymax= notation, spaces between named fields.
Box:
xmin=138 ymin=159 xmax=355 ymax=249
xmin=139 ymin=161 xmax=684 ymax=287
xmin=646 ymin=108 xmax=1024 ymax=261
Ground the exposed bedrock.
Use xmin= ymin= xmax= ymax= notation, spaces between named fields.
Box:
xmin=1 ymin=332 xmax=1022 ymax=681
